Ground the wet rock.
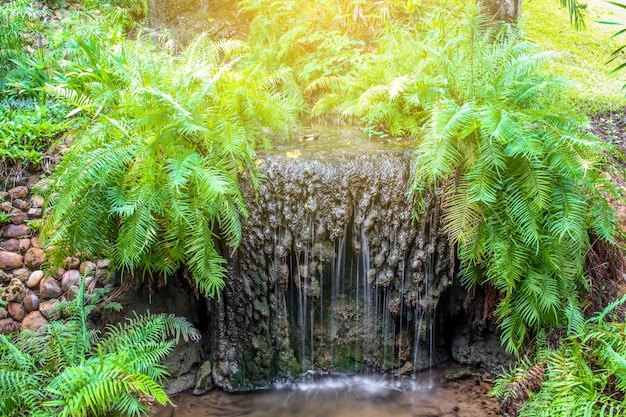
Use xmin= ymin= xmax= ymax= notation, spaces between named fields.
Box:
xmin=39 ymin=299 xmax=60 ymax=320
xmin=2 ymin=278 xmax=26 ymax=303
xmin=1 ymin=239 xmax=19 ymax=251
xmin=0 ymin=251 xmax=23 ymax=269
xmin=7 ymin=186 xmax=28 ymax=200
xmin=3 ymin=224 xmax=31 ymax=238
xmin=27 ymin=270 xmax=44 ymax=288
xmin=398 ymin=361 xmax=413 ymax=376
xmin=7 ymin=302 xmax=25 ymax=321
xmin=23 ymin=293 xmax=40 ymax=312
xmin=24 ymin=247 xmax=45 ymax=269
xmin=164 ymin=341 xmax=203 ymax=394
xmin=21 ymin=311 xmax=48 ymax=334
xmin=193 ymin=361 xmax=214 ymax=395
xmin=39 ymin=278 xmax=62 ymax=300
xmin=12 ymin=268 xmax=29 ymax=283
xmin=61 ymin=269 xmax=81 ymax=292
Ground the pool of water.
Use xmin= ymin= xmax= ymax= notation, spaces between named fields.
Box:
xmin=152 ymin=366 xmax=501 ymax=417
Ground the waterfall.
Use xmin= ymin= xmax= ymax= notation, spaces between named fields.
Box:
xmin=209 ymin=137 xmax=454 ymax=391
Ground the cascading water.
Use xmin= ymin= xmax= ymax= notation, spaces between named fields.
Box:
xmin=208 ymin=128 xmax=456 ymax=391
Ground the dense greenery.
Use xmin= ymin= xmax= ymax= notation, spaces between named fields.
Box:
xmin=492 ymin=296 xmax=626 ymax=416
xmin=0 ymin=282 xmax=200 ymax=417
xmin=1 ymin=0 xmax=625 ymax=414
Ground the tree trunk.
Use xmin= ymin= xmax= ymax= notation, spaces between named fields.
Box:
xmin=479 ymin=0 xmax=521 ymax=23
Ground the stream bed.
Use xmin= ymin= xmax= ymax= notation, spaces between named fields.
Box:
xmin=152 ymin=365 xmax=501 ymax=417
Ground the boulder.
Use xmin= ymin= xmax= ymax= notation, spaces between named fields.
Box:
xmin=79 ymin=261 xmax=97 ymax=276
xmin=11 ymin=199 xmax=29 ymax=211
xmin=2 ymin=278 xmax=26 ymax=303
xmin=24 ymin=247 xmax=45 ymax=269
xmin=61 ymin=269 xmax=81 ymax=292
xmin=193 ymin=361 xmax=214 ymax=395
xmin=12 ymin=268 xmax=29 ymax=282
xmin=0 ymin=318 xmax=20 ymax=334
xmin=23 ymin=293 xmax=39 ymax=312
xmin=21 ymin=311 xmax=48 ymax=334
xmin=7 ymin=302 xmax=25 ymax=321
xmin=30 ymin=195 xmax=44 ymax=208
xmin=19 ymin=238 xmax=31 ymax=252
xmin=30 ymin=237 xmax=39 ymax=248
xmin=1 ymin=238 xmax=19 ymax=251
xmin=27 ymin=208 xmax=42 ymax=217
xmin=0 ymin=252 xmax=23 ymax=269
xmin=3 ymin=224 xmax=30 ymax=238
xmin=0 ymin=201 xmax=11 ymax=212
xmin=27 ymin=270 xmax=44 ymax=289
xmin=96 ymin=259 xmax=111 ymax=269
xmin=64 ymin=257 xmax=80 ymax=270
xmin=9 ymin=208 xmax=26 ymax=225
xmin=0 ymin=270 xmax=12 ymax=285
xmin=67 ymin=285 xmax=79 ymax=301
xmin=0 ymin=307 xmax=6 ymax=319
xmin=39 ymin=299 xmax=60 ymax=320
xmin=7 ymin=186 xmax=28 ymax=199
xmin=39 ymin=278 xmax=62 ymax=300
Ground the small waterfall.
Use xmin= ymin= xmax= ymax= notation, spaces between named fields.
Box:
xmin=209 ymin=135 xmax=455 ymax=390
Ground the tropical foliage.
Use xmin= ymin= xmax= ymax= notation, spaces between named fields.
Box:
xmin=492 ymin=295 xmax=626 ymax=416
xmin=0 ymin=281 xmax=200 ymax=417
xmin=39 ymin=24 xmax=302 ymax=295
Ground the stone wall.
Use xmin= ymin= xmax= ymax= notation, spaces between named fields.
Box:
xmin=0 ymin=175 xmax=112 ymax=335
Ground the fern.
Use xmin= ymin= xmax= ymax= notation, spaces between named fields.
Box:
xmin=41 ymin=33 xmax=303 ymax=296
xmin=0 ymin=278 xmax=199 ymax=417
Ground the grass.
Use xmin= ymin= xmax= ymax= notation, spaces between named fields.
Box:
xmin=524 ymin=0 xmax=626 ymax=112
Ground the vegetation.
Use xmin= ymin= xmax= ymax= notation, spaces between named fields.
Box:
xmin=492 ymin=296 xmax=626 ymax=416
xmin=0 ymin=281 xmax=200 ymax=417
xmin=1 ymin=0 xmax=626 ymax=414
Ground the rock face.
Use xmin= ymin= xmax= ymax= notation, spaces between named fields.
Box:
xmin=206 ymin=146 xmax=454 ymax=391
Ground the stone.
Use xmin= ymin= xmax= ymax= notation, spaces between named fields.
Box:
xmin=64 ymin=257 xmax=81 ymax=270
xmin=27 ymin=270 xmax=44 ymax=289
xmin=39 ymin=299 xmax=60 ymax=320
xmin=3 ymin=224 xmax=31 ymax=238
xmin=2 ymin=278 xmax=26 ymax=303
xmin=9 ymin=208 xmax=26 ymax=225
xmin=0 ymin=318 xmax=20 ymax=334
xmin=21 ymin=311 xmax=48 ymax=334
xmin=0 ymin=201 xmax=11 ymax=212
xmin=0 ymin=307 xmax=6 ymax=319
xmin=67 ymin=285 xmax=79 ymax=301
xmin=30 ymin=195 xmax=44 ymax=208
xmin=7 ymin=186 xmax=29 ymax=200
xmin=96 ymin=259 xmax=111 ymax=269
xmin=11 ymin=199 xmax=29 ymax=211
xmin=95 ymin=268 xmax=111 ymax=284
xmin=18 ymin=238 xmax=31 ymax=252
xmin=61 ymin=269 xmax=81 ymax=292
xmin=27 ymin=208 xmax=42 ymax=217
xmin=30 ymin=237 xmax=39 ymax=248
xmin=39 ymin=278 xmax=62 ymax=300
xmin=0 ymin=270 xmax=11 ymax=285
xmin=193 ymin=361 xmax=214 ymax=395
xmin=7 ymin=302 xmax=25 ymax=321
xmin=398 ymin=361 xmax=413 ymax=376
xmin=12 ymin=268 xmax=29 ymax=282
xmin=24 ymin=247 xmax=45 ymax=269
xmin=79 ymin=261 xmax=96 ymax=276
xmin=1 ymin=238 xmax=19 ymax=251
xmin=0 ymin=252 xmax=23 ymax=269
xmin=55 ymin=268 xmax=66 ymax=280
xmin=23 ymin=293 xmax=39 ymax=312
